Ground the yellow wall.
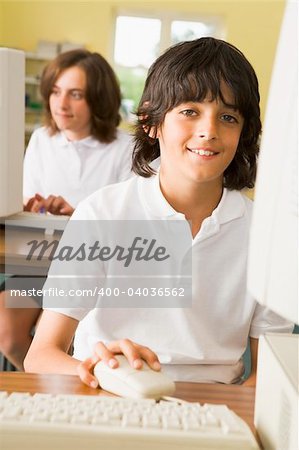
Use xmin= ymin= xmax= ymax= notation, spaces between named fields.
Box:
xmin=1 ymin=0 xmax=286 ymax=116
xmin=0 ymin=2 xmax=3 ymax=42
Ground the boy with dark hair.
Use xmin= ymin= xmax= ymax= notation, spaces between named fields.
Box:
xmin=25 ymin=38 xmax=292 ymax=385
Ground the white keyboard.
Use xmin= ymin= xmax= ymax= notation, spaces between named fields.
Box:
xmin=3 ymin=211 xmax=69 ymax=231
xmin=0 ymin=391 xmax=259 ymax=449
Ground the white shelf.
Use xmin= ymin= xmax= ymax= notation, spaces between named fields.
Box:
xmin=25 ymin=52 xmax=53 ymax=61
xmin=25 ymin=75 xmax=40 ymax=85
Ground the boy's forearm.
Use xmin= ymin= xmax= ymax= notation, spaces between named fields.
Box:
xmin=24 ymin=347 xmax=80 ymax=375
xmin=24 ymin=310 xmax=80 ymax=375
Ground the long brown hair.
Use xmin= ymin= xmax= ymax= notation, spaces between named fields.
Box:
xmin=40 ymin=49 xmax=121 ymax=143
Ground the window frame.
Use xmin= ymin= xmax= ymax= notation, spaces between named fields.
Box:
xmin=111 ymin=8 xmax=226 ymax=66
xmin=111 ymin=9 xmax=226 ymax=120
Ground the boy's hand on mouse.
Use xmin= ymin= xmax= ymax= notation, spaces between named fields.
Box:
xmin=77 ymin=339 xmax=161 ymax=389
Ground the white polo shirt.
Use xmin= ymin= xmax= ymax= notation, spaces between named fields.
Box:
xmin=23 ymin=127 xmax=134 ymax=207
xmin=45 ymin=173 xmax=293 ymax=383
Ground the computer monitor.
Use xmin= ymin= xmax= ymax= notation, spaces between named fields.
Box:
xmin=0 ymin=47 xmax=25 ymax=217
xmin=247 ymin=2 xmax=298 ymax=449
xmin=247 ymin=0 xmax=298 ymax=325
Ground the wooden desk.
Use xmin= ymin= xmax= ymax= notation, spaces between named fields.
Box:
xmin=0 ymin=372 xmax=261 ymax=446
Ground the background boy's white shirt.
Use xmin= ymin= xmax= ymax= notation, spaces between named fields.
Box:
xmin=44 ymin=174 xmax=293 ymax=383
xmin=23 ymin=126 xmax=134 ymax=207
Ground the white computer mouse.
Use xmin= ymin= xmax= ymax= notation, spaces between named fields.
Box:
xmin=94 ymin=355 xmax=175 ymax=400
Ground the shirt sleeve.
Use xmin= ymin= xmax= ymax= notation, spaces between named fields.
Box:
xmin=42 ymin=202 xmax=105 ymax=321
xmin=23 ymin=129 xmax=44 ymax=200
xmin=249 ymin=302 xmax=294 ymax=338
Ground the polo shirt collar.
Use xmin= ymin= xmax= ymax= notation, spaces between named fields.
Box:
xmin=139 ymin=169 xmax=184 ymax=219
xmin=195 ymin=189 xmax=246 ymax=242
xmin=214 ymin=188 xmax=246 ymax=225
xmin=54 ymin=131 xmax=99 ymax=149
xmin=140 ymin=165 xmax=246 ymax=227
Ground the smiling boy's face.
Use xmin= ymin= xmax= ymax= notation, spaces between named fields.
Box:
xmin=157 ymin=84 xmax=244 ymax=191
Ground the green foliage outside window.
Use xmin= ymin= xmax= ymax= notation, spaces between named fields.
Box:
xmin=117 ymin=66 xmax=148 ymax=120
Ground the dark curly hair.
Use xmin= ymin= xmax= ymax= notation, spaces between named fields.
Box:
xmin=40 ymin=49 xmax=121 ymax=143
xmin=133 ymin=37 xmax=261 ymax=190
